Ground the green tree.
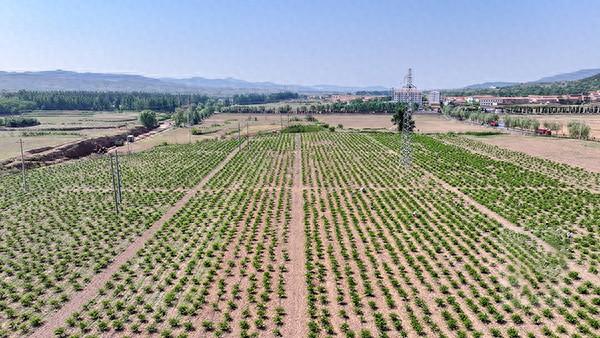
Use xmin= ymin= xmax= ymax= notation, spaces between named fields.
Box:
xmin=391 ymin=103 xmax=415 ymax=132
xmin=139 ymin=110 xmax=158 ymax=128
xmin=567 ymin=120 xmax=591 ymax=139
xmin=543 ymin=121 xmax=562 ymax=134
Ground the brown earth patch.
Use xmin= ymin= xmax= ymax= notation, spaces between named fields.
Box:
xmin=470 ymin=134 xmax=600 ymax=172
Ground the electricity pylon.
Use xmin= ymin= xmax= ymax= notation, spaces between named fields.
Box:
xmin=400 ymin=68 xmax=415 ymax=168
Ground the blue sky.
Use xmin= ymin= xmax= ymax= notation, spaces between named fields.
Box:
xmin=1 ymin=0 xmax=599 ymax=89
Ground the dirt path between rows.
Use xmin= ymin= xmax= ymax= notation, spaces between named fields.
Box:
xmin=424 ymin=173 xmax=595 ymax=281
xmin=280 ymin=134 xmax=308 ymax=337
xmin=367 ymin=134 xmax=595 ymax=281
xmin=426 ymin=173 xmax=554 ymax=253
xmin=29 ymin=140 xmax=248 ymax=338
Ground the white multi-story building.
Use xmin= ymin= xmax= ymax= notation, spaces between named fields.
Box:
xmin=428 ymin=91 xmax=441 ymax=105
xmin=392 ymin=87 xmax=422 ymax=106
xmin=476 ymin=95 xmax=504 ymax=107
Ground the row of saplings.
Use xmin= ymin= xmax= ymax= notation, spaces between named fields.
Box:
xmin=303 ymin=132 xmax=599 ymax=338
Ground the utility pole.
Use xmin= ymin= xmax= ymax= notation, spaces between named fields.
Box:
xmin=109 ymin=153 xmax=119 ymax=215
xmin=115 ymin=150 xmax=123 ymax=205
xmin=19 ymin=138 xmax=27 ymax=192
xmin=188 ymin=95 xmax=192 ymax=144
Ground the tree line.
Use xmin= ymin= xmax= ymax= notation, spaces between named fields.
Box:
xmin=171 ymin=99 xmax=224 ymax=127
xmin=0 ymin=91 xmax=213 ymax=113
xmin=222 ymin=98 xmax=405 ymax=115
xmin=443 ymin=104 xmax=592 ymax=139
xmin=0 ymin=97 xmax=37 ymax=115
xmin=442 ymin=103 xmax=498 ymax=124
xmin=228 ymin=92 xmax=300 ymax=105
xmin=0 ymin=90 xmax=302 ymax=115
xmin=0 ymin=116 xmax=41 ymax=128
xmin=504 ymin=104 xmax=600 ymax=115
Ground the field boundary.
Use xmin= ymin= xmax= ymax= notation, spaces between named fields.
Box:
xmin=425 ymin=173 xmax=554 ymax=251
xmin=427 ymin=174 xmax=595 ymax=280
xmin=30 ymin=139 xmax=248 ymax=338
xmin=435 ymin=135 xmax=600 ymax=193
xmin=281 ymin=133 xmax=308 ymax=337
xmin=367 ymin=133 xmax=594 ymax=281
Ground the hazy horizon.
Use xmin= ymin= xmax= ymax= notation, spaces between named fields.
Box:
xmin=1 ymin=0 xmax=600 ymax=89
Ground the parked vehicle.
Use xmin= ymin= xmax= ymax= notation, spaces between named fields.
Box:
xmin=535 ymin=128 xmax=552 ymax=136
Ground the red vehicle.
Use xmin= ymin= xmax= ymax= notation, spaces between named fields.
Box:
xmin=488 ymin=121 xmax=499 ymax=127
xmin=535 ymin=128 xmax=552 ymax=136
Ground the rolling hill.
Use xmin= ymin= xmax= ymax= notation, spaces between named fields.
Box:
xmin=460 ymin=68 xmax=600 ymax=91
xmin=533 ymin=68 xmax=600 ymax=83
xmin=450 ymin=72 xmax=600 ymax=96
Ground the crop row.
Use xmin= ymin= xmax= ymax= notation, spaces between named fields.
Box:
xmin=302 ymin=132 xmax=599 ymax=337
xmin=0 ymin=139 xmax=239 ymax=336
xmin=433 ymin=134 xmax=600 ymax=191
xmin=372 ymin=133 xmax=599 ymax=273
xmin=54 ymin=134 xmax=296 ymax=337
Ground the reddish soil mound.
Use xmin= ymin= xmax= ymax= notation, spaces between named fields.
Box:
xmin=1 ymin=125 xmax=153 ymax=170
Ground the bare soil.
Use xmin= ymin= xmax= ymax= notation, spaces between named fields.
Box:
xmin=121 ymin=113 xmax=284 ymax=153
xmin=413 ymin=113 xmax=490 ymax=133
xmin=0 ymin=125 xmax=154 ymax=170
xmin=315 ymin=113 xmax=490 ymax=133
xmin=0 ymin=111 xmax=140 ymax=161
xmin=470 ymin=134 xmax=600 ymax=172
xmin=316 ymin=114 xmax=394 ymax=130
xmin=280 ymin=134 xmax=309 ymax=337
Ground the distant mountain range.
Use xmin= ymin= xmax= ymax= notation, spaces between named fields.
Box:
xmin=534 ymin=69 xmax=600 ymax=83
xmin=449 ymin=70 xmax=600 ymax=96
xmin=462 ymin=68 xmax=600 ymax=90
xmin=0 ymin=70 xmax=388 ymax=94
xmin=2 ymin=68 xmax=598 ymax=95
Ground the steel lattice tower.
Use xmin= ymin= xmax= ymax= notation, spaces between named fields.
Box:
xmin=401 ymin=68 xmax=415 ymax=168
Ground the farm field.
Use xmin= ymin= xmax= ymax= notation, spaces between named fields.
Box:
xmin=461 ymin=133 xmax=600 ymax=173
xmin=435 ymin=134 xmax=600 ymax=188
xmin=0 ymin=138 xmax=241 ymax=337
xmin=0 ymin=132 xmax=81 ymax=160
xmin=22 ymin=111 xmax=139 ymax=132
xmin=0 ymin=128 xmax=599 ymax=338
xmin=0 ymin=111 xmax=140 ymax=161
xmin=114 ymin=113 xmax=285 ymax=153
